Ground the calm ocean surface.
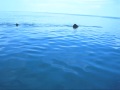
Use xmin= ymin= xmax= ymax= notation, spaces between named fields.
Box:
xmin=0 ymin=12 xmax=120 ymax=90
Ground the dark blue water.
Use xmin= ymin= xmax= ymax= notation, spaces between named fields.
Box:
xmin=0 ymin=12 xmax=120 ymax=90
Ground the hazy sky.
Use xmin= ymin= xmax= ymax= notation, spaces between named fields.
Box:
xmin=0 ymin=0 xmax=120 ymax=16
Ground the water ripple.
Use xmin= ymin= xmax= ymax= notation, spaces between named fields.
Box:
xmin=0 ymin=12 xmax=120 ymax=90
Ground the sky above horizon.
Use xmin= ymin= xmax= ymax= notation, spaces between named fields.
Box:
xmin=0 ymin=0 xmax=120 ymax=16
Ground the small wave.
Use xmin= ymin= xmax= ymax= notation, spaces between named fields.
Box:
xmin=0 ymin=23 xmax=38 ymax=27
xmin=79 ymin=25 xmax=102 ymax=28
xmin=0 ymin=23 xmax=15 ymax=27
xmin=21 ymin=23 xmax=72 ymax=28
xmin=0 ymin=23 xmax=102 ymax=28
xmin=0 ymin=23 xmax=65 ymax=27
xmin=40 ymin=12 xmax=120 ymax=19
xmin=55 ymin=13 xmax=120 ymax=20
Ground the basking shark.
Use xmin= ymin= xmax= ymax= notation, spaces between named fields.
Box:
xmin=73 ymin=24 xmax=78 ymax=29
xmin=15 ymin=23 xmax=19 ymax=27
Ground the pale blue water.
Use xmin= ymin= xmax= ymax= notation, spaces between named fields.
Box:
xmin=0 ymin=12 xmax=120 ymax=90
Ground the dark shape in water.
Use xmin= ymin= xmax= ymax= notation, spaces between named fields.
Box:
xmin=73 ymin=24 xmax=78 ymax=29
xmin=15 ymin=23 xmax=19 ymax=27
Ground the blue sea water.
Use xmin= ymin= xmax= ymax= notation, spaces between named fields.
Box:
xmin=0 ymin=11 xmax=120 ymax=90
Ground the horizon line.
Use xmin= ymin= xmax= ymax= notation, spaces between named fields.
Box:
xmin=0 ymin=11 xmax=120 ymax=19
